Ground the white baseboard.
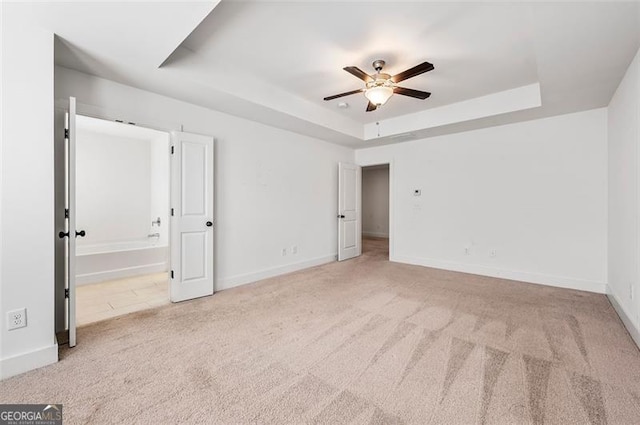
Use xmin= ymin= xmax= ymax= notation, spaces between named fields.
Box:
xmin=607 ymin=287 xmax=640 ymax=349
xmin=362 ymin=232 xmax=389 ymax=239
xmin=0 ymin=343 xmax=58 ymax=380
xmin=76 ymin=262 xmax=168 ymax=285
xmin=217 ymin=254 xmax=336 ymax=291
xmin=392 ymin=255 xmax=606 ymax=294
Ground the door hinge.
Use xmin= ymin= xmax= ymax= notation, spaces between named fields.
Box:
xmin=171 ymin=146 xmax=175 ymax=154
xmin=171 ymin=270 xmax=174 ymax=279
xmin=65 ymin=288 xmax=69 ymax=298
xmin=65 ymin=208 xmax=69 ymax=218
xmin=171 ymin=208 xmax=174 ymax=216
xmin=64 ymin=128 xmax=69 ymax=139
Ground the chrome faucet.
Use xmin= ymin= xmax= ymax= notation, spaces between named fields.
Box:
xmin=148 ymin=233 xmax=160 ymax=238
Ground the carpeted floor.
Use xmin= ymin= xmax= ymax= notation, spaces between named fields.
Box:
xmin=2 ymin=238 xmax=640 ymax=424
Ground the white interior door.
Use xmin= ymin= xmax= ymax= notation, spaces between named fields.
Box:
xmin=338 ymin=162 xmax=362 ymax=261
xmin=65 ymin=97 xmax=77 ymax=347
xmin=170 ymin=131 xmax=215 ymax=302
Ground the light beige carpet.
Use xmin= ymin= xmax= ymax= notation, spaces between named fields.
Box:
xmin=2 ymin=238 xmax=640 ymax=424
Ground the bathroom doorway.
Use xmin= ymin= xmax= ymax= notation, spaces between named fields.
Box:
xmin=74 ymin=115 xmax=171 ymax=326
xmin=55 ymin=98 xmax=215 ymax=346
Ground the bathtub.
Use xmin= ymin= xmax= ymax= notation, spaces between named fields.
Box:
xmin=76 ymin=239 xmax=169 ymax=285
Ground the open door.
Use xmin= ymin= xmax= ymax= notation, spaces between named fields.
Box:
xmin=338 ymin=162 xmax=362 ymax=261
xmin=170 ymin=131 xmax=215 ymax=302
xmin=61 ymin=97 xmax=80 ymax=347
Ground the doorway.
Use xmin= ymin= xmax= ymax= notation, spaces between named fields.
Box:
xmin=74 ymin=115 xmax=171 ymax=326
xmin=55 ymin=98 xmax=216 ymax=346
xmin=362 ymin=164 xmax=390 ymax=259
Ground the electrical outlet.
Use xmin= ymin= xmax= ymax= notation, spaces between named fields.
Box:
xmin=7 ymin=308 xmax=27 ymax=330
xmin=464 ymin=246 xmax=471 ymax=255
xmin=281 ymin=248 xmax=287 ymax=256
xmin=489 ymin=249 xmax=497 ymax=258
xmin=291 ymin=245 xmax=298 ymax=255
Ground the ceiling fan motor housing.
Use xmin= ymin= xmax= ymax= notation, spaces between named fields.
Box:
xmin=372 ymin=59 xmax=386 ymax=72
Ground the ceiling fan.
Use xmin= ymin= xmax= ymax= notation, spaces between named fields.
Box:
xmin=324 ymin=59 xmax=434 ymax=112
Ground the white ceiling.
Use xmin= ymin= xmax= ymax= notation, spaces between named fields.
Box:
xmin=183 ymin=1 xmax=539 ymax=122
xmin=48 ymin=1 xmax=640 ymax=147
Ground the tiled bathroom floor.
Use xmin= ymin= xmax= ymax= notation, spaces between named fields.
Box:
xmin=76 ymin=272 xmax=169 ymax=326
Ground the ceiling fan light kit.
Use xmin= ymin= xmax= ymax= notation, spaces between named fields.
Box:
xmin=324 ymin=59 xmax=434 ymax=112
xmin=364 ymin=75 xmax=394 ymax=105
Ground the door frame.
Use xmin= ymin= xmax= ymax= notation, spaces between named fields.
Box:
xmin=357 ymin=159 xmax=394 ymax=260
xmin=54 ymin=100 xmax=178 ymax=344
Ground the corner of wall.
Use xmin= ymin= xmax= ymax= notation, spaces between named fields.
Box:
xmin=605 ymin=45 xmax=640 ymax=350
xmin=607 ymin=286 xmax=640 ymax=349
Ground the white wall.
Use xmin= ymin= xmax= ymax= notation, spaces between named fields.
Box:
xmin=149 ymin=133 xmax=170 ymax=247
xmin=607 ymin=47 xmax=640 ymax=345
xmin=0 ymin=3 xmax=58 ymax=379
xmin=356 ymin=109 xmax=608 ymax=293
xmin=55 ymin=67 xmax=353 ymax=291
xmin=362 ymin=165 xmax=389 ymax=238
xmin=76 ymin=130 xmax=153 ymax=246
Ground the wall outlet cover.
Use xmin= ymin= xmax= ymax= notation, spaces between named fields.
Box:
xmin=7 ymin=308 xmax=27 ymax=330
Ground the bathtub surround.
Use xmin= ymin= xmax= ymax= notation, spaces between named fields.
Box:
xmin=149 ymin=132 xmax=170 ymax=247
xmin=76 ymin=117 xmax=170 ymax=249
xmin=76 ymin=242 xmax=168 ymax=286
xmin=2 ymin=239 xmax=639 ymax=423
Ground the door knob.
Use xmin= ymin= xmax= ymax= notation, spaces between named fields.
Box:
xmin=206 ymin=221 xmax=213 ymax=227
xmin=76 ymin=230 xmax=86 ymax=237
xmin=58 ymin=231 xmax=69 ymax=239
xmin=338 ymin=215 xmax=345 ymax=219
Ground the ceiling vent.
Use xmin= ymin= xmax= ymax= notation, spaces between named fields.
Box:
xmin=389 ymin=132 xmax=417 ymax=143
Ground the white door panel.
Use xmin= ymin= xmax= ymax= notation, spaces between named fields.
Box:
xmin=171 ymin=131 xmax=214 ymax=302
xmin=181 ymin=231 xmax=207 ymax=281
xmin=338 ymin=162 xmax=361 ymax=261
xmin=65 ymin=97 xmax=77 ymax=347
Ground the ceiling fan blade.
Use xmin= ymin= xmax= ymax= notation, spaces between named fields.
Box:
xmin=344 ymin=66 xmax=373 ymax=83
xmin=391 ymin=61 xmax=434 ymax=83
xmin=366 ymin=101 xmax=377 ymax=112
xmin=393 ymin=86 xmax=431 ymax=100
xmin=323 ymin=89 xmax=364 ymax=101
